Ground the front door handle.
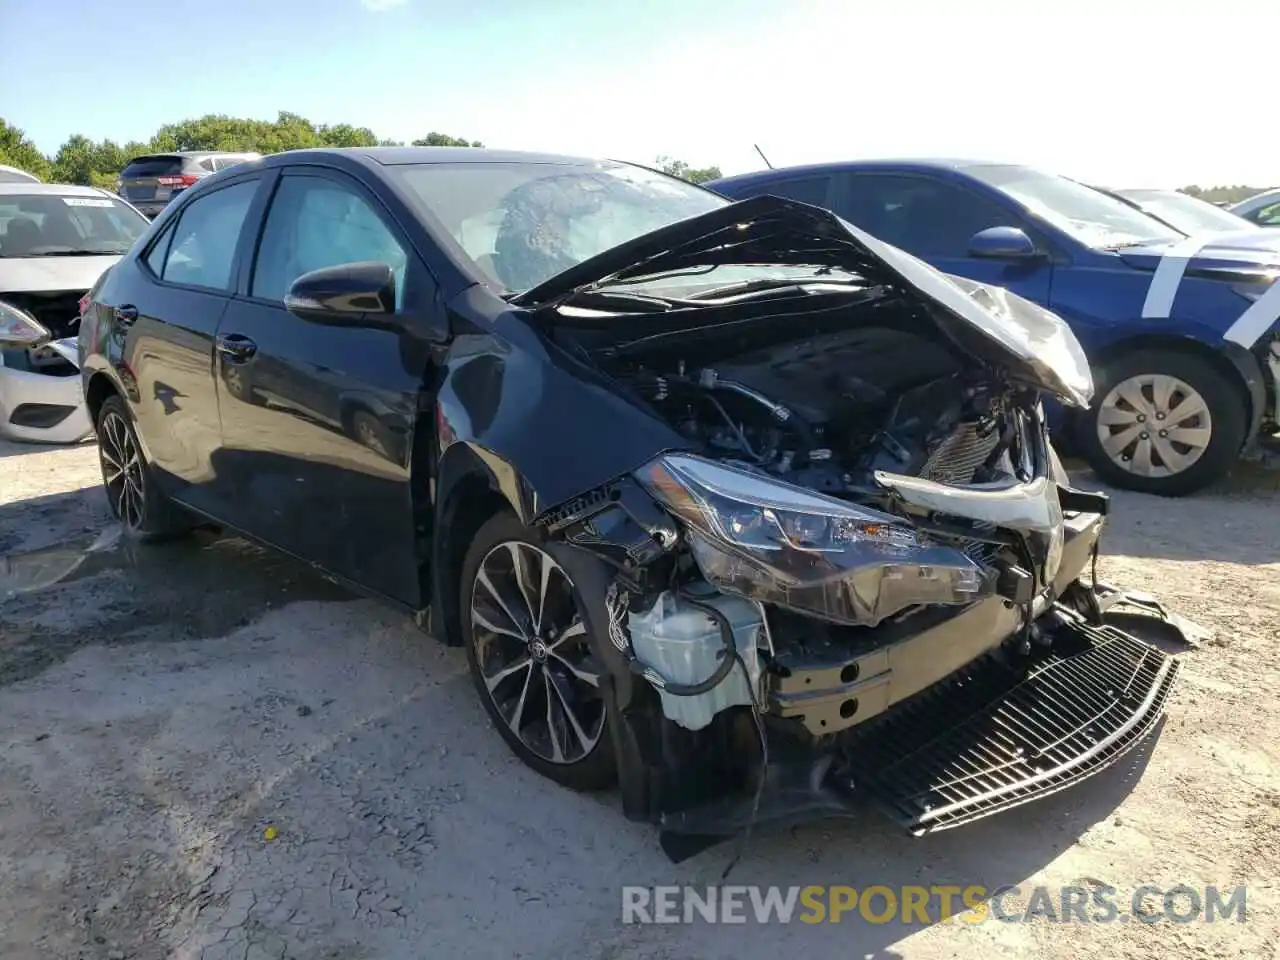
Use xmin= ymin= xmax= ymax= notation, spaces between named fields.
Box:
xmin=114 ymin=304 xmax=138 ymax=327
xmin=216 ymin=333 xmax=258 ymax=363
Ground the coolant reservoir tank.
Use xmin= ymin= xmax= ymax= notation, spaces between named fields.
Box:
xmin=627 ymin=587 xmax=764 ymax=731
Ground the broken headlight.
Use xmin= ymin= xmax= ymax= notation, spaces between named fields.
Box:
xmin=636 ymin=454 xmax=992 ymax=626
xmin=0 ymin=300 xmax=51 ymax=348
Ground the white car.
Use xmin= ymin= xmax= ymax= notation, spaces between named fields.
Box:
xmin=0 ymin=165 xmax=41 ymax=184
xmin=0 ymin=182 xmax=150 ymax=443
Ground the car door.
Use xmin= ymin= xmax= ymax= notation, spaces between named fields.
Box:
xmin=212 ymin=166 xmax=439 ymax=605
xmin=831 ymin=172 xmax=1055 ymax=304
xmin=114 ymin=175 xmax=262 ymax=515
xmin=732 ymin=174 xmax=834 ymax=208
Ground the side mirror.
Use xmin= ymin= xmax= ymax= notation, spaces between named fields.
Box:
xmin=968 ymin=226 xmax=1041 ymax=260
xmin=284 ymin=261 xmax=396 ymax=320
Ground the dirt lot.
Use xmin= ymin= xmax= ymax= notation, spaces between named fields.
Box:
xmin=1 ymin=437 xmax=1277 ymax=960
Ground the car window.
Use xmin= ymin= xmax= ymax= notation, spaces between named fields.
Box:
xmin=0 ymin=194 xmax=148 ymax=257
xmin=198 ymin=158 xmax=218 ymax=173
xmin=1251 ymin=201 xmax=1280 ymax=226
xmin=837 ymin=174 xmax=1019 ymax=257
xmin=392 ymin=161 xmax=725 ymax=292
xmin=749 ymin=176 xmax=832 ymax=207
xmin=251 ymin=175 xmax=408 ymax=308
xmin=144 ymin=222 xmax=175 ymax=275
xmin=159 ymin=180 xmax=257 ymax=290
xmin=123 ymin=156 xmax=184 ymax=178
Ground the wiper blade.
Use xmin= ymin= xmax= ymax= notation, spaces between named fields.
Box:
xmin=1103 ymin=238 xmax=1171 ymax=250
xmin=26 ymin=248 xmax=123 ymax=257
xmin=681 ymin=276 xmax=864 ymax=300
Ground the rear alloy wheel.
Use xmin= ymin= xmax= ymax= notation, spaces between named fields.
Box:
xmin=461 ymin=513 xmax=614 ymax=791
xmin=1080 ymin=350 xmax=1246 ymax=497
xmin=96 ymin=396 xmax=192 ymax=539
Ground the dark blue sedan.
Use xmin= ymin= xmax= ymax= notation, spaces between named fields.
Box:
xmin=708 ymin=160 xmax=1280 ymax=496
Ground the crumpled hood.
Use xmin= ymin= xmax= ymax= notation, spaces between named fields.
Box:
xmin=1116 ymin=230 xmax=1280 ymax=276
xmin=0 ymin=254 xmax=121 ymax=294
xmin=513 ymin=195 xmax=1093 ymax=406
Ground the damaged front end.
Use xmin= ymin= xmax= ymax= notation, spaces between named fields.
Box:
xmin=0 ymin=295 xmax=91 ymax=444
xmin=520 ymin=197 xmax=1196 ymax=859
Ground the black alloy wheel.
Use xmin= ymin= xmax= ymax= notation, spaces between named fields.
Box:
xmin=461 ymin=513 xmax=614 ymax=790
xmin=95 ymin=396 xmax=191 ymax=539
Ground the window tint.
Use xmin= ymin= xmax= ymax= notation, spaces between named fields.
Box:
xmin=837 ymin=174 xmax=1018 ymax=257
xmin=159 ymin=180 xmax=257 ymax=290
xmin=251 ymin=175 xmax=408 ymax=307
xmin=198 ymin=158 xmax=218 ymax=173
xmin=752 ymin=176 xmax=831 ymax=207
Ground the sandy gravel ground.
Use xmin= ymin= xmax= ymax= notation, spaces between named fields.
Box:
xmin=1 ymin=437 xmax=1277 ymax=960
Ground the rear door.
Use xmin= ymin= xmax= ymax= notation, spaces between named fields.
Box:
xmin=114 ymin=175 xmax=264 ymax=516
xmin=831 ymin=172 xmax=1055 ymax=304
xmin=212 ymin=165 xmax=439 ymax=604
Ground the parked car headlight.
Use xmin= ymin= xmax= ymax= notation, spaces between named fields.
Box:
xmin=0 ymin=300 xmax=51 ymax=348
xmin=635 ymin=454 xmax=992 ymax=626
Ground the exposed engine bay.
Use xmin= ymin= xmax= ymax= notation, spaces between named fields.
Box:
xmin=617 ymin=323 xmax=1025 ymax=496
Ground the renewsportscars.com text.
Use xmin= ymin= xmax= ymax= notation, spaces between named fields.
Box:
xmin=621 ymin=884 xmax=1247 ymax=925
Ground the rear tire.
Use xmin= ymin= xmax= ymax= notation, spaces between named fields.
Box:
xmin=95 ymin=396 xmax=192 ymax=540
xmin=1078 ymin=349 xmax=1246 ymax=497
xmin=460 ymin=512 xmax=616 ymax=792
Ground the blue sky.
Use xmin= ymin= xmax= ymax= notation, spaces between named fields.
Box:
xmin=3 ymin=0 xmax=1276 ymax=186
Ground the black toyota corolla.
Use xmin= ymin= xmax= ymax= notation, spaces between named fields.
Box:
xmin=78 ymin=147 xmax=1198 ymax=859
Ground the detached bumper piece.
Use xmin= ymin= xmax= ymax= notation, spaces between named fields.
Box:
xmin=851 ymin=616 xmax=1178 ymax=834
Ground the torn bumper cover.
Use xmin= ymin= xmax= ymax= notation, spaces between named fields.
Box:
xmin=589 ymin=468 xmax=1194 ymax=858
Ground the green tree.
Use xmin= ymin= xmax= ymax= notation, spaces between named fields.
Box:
xmin=412 ymin=132 xmax=484 ymax=147
xmin=655 ymin=155 xmax=722 ymax=184
xmin=0 ymin=118 xmax=53 ymax=181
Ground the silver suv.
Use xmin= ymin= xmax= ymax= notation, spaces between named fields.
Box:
xmin=117 ymin=151 xmax=261 ymax=218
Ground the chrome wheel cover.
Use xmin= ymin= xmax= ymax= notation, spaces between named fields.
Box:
xmin=469 ymin=542 xmax=604 ymax=764
xmin=1096 ymin=373 xmax=1213 ymax=477
xmin=99 ymin=411 xmax=146 ymax=529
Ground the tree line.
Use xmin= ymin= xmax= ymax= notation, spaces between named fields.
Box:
xmin=0 ymin=113 xmax=723 ymax=187
xmin=8 ymin=114 xmax=1262 ymax=198
xmin=1179 ymin=184 xmax=1269 ymax=205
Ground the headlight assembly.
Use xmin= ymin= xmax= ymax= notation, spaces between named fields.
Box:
xmin=0 ymin=300 xmax=51 ymax=348
xmin=635 ymin=454 xmax=993 ymax=627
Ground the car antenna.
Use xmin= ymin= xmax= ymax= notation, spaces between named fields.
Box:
xmin=753 ymin=144 xmax=774 ymax=169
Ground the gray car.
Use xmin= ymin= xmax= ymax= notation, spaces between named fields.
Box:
xmin=116 ymin=151 xmax=261 ymax=218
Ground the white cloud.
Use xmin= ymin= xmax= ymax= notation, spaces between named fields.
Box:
xmin=359 ymin=0 xmax=407 ymax=11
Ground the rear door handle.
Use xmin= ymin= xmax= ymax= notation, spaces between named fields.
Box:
xmin=216 ymin=333 xmax=258 ymax=363
xmin=114 ymin=304 xmax=138 ymax=326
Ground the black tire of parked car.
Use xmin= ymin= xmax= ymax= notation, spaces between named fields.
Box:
xmin=1077 ymin=349 xmax=1247 ymax=497
xmin=460 ymin=512 xmax=617 ymax=792
xmin=95 ymin=396 xmax=193 ymax=540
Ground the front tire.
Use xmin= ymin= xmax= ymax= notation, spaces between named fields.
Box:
xmin=95 ymin=396 xmax=192 ymax=539
xmin=460 ymin=512 xmax=615 ymax=791
xmin=1078 ymin=349 xmax=1246 ymax=497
